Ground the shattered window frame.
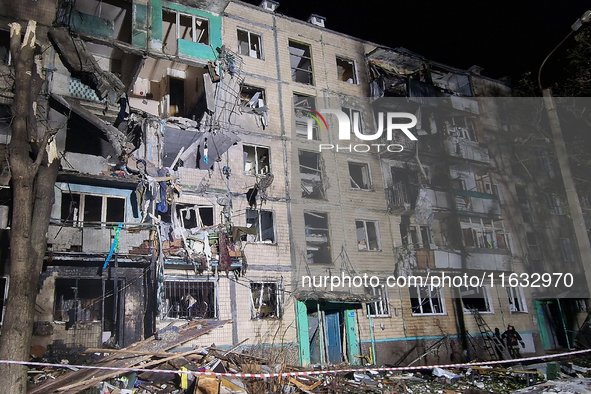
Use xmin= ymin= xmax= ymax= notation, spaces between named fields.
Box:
xmin=243 ymin=144 xmax=270 ymax=176
xmin=401 ymin=224 xmax=432 ymax=250
xmin=245 ymin=208 xmax=275 ymax=243
xmin=250 ymin=282 xmax=283 ymax=319
xmin=410 ymin=285 xmax=445 ymax=316
xmin=299 ymin=150 xmax=324 ymax=199
xmin=304 ymin=211 xmax=332 ymax=265
xmin=288 ymin=40 xmax=314 ymax=85
xmin=60 ymin=191 xmax=126 ymax=227
xmin=507 ymin=286 xmax=528 ymax=313
xmin=348 ymin=161 xmax=372 ymax=190
xmin=335 ymin=56 xmax=358 ymax=84
xmin=356 ymin=220 xmax=381 ymax=251
xmin=368 ymin=285 xmax=390 ymax=317
xmin=176 ymin=204 xmax=214 ymax=229
xmin=443 ymin=116 xmax=478 ymax=142
xmin=0 ymin=276 xmax=6 ymax=325
xmin=240 ymin=85 xmax=266 ymax=108
xmin=163 ymin=279 xmax=217 ymax=320
xmin=294 ymin=93 xmax=318 ymax=140
xmin=459 ymin=216 xmax=510 ymax=250
xmin=163 ymin=8 xmax=210 ymax=46
xmin=237 ymin=28 xmax=263 ymax=59
xmin=460 ymin=285 xmax=493 ymax=314
xmin=342 ymin=106 xmax=363 ymax=138
xmin=546 ymin=193 xmax=563 ymax=215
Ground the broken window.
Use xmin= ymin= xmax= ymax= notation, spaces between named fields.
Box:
xmin=240 ymin=85 xmax=266 ymax=110
xmin=410 ymin=285 xmax=444 ymax=315
xmin=294 ymin=93 xmax=318 ymax=139
xmin=162 ymin=9 xmax=209 ymax=55
xmin=546 ymin=193 xmax=563 ymax=215
xmin=60 ymin=192 xmax=125 ymax=226
xmin=0 ymin=30 xmax=10 ymax=65
xmin=336 ymin=56 xmax=357 ymax=83
xmin=459 ymin=217 xmax=509 ymax=250
xmin=243 ymin=145 xmax=270 ymax=176
xmin=356 ymin=220 xmax=380 ymax=251
xmin=368 ymin=285 xmax=390 ymax=317
xmin=246 ymin=209 xmax=275 ymax=243
xmin=304 ymin=211 xmax=331 ymax=264
xmin=65 ymin=113 xmax=119 ymax=158
xmin=237 ymin=29 xmax=262 ymax=59
xmin=299 ymin=150 xmax=324 ymax=199
xmin=460 ymin=285 xmax=493 ymax=313
xmin=443 ymin=116 xmax=477 ymax=141
xmin=515 ymin=185 xmax=533 ymax=224
xmin=390 ymin=168 xmax=420 ymax=209
xmin=0 ymin=277 xmax=6 ymax=324
xmin=507 ymin=286 xmax=527 ymax=313
xmin=289 ymin=40 xmax=313 ymax=85
xmin=54 ymin=278 xmax=117 ymax=333
xmin=250 ymin=282 xmax=282 ymax=319
xmin=349 ymin=162 xmax=371 ymax=190
xmin=342 ymin=107 xmax=363 ymax=137
xmin=401 ymin=224 xmax=431 ymax=249
xmin=535 ymin=149 xmax=555 ymax=179
xmin=176 ymin=205 xmax=214 ymax=229
xmin=560 ymin=238 xmax=575 ymax=262
xmin=163 ymin=280 xmax=217 ymax=320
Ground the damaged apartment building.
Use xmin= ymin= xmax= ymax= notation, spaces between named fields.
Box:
xmin=0 ymin=0 xmax=588 ymax=368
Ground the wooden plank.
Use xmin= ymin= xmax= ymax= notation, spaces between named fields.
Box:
xmin=28 ymin=320 xmax=231 ymax=394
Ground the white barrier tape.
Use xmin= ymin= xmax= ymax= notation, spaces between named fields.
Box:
xmin=2 ymin=348 xmax=591 ymax=379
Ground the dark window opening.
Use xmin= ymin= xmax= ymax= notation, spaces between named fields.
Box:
xmin=0 ymin=277 xmax=6 ymax=324
xmin=84 ymin=195 xmax=103 ymax=223
xmin=246 ymin=209 xmax=275 ymax=243
xmin=460 ymin=286 xmax=491 ymax=312
xmin=250 ymin=282 xmax=282 ymax=319
xmin=289 ymin=40 xmax=313 ymax=85
xmin=390 ymin=168 xmax=419 ymax=209
xmin=410 ymin=286 xmax=444 ymax=315
xmin=169 ymin=77 xmax=185 ymax=117
xmin=304 ymin=211 xmax=331 ymax=264
xmin=54 ymin=278 xmax=115 ymax=332
xmin=106 ymin=197 xmax=125 ymax=223
xmin=176 ymin=205 xmax=214 ymax=229
xmin=65 ymin=113 xmax=118 ymax=158
xmin=349 ymin=162 xmax=371 ymax=190
xmin=336 ymin=57 xmax=356 ymax=83
xmin=163 ymin=280 xmax=216 ymax=319
xmin=299 ymin=150 xmax=324 ymax=199
xmin=516 ymin=185 xmax=532 ymax=224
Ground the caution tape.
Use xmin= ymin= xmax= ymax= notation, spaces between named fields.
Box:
xmin=1 ymin=348 xmax=591 ymax=379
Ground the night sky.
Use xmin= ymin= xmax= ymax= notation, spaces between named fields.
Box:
xmin=242 ymin=0 xmax=591 ymax=85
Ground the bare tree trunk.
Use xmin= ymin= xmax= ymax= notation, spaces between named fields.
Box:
xmin=0 ymin=21 xmax=59 ymax=394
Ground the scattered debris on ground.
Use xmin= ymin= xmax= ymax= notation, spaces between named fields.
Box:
xmin=25 ymin=337 xmax=591 ymax=394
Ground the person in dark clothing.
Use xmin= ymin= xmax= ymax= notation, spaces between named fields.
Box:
xmin=502 ymin=324 xmax=525 ymax=358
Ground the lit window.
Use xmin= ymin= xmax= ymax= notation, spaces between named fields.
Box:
xmin=244 ymin=145 xmax=270 ymax=176
xmin=163 ymin=280 xmax=217 ymax=319
xmin=304 ymin=211 xmax=331 ymax=264
xmin=356 ymin=220 xmax=380 ymax=251
xmin=349 ymin=162 xmax=371 ymax=190
xmin=250 ymin=282 xmax=282 ymax=319
xmin=289 ymin=40 xmax=313 ymax=85
xmin=461 ymin=285 xmax=493 ymax=313
xmin=410 ymin=285 xmax=445 ymax=315
xmin=368 ymin=285 xmax=390 ymax=317
xmin=237 ymin=29 xmax=262 ymax=59
xmin=507 ymin=286 xmax=527 ymax=313
xmin=246 ymin=209 xmax=275 ymax=243
xmin=336 ymin=56 xmax=357 ymax=83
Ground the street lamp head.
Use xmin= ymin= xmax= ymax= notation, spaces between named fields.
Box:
xmin=571 ymin=10 xmax=591 ymax=31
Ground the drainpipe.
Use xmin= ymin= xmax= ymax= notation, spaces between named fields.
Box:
xmin=317 ymin=303 xmax=324 ymax=365
xmin=367 ymin=304 xmax=376 ymax=365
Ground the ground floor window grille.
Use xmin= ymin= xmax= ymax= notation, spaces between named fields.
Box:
xmin=163 ymin=280 xmax=217 ymax=319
